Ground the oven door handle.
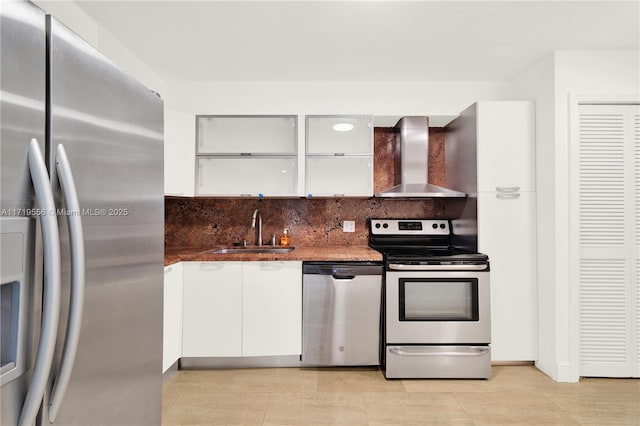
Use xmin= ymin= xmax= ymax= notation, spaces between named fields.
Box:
xmin=387 ymin=263 xmax=488 ymax=271
xmin=389 ymin=347 xmax=490 ymax=357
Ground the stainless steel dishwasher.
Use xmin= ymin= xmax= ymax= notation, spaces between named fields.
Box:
xmin=302 ymin=262 xmax=383 ymax=366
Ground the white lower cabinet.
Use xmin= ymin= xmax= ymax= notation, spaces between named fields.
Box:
xmin=242 ymin=262 xmax=302 ymax=356
xmin=182 ymin=262 xmax=243 ymax=357
xmin=163 ymin=263 xmax=184 ymax=372
xmin=478 ymin=191 xmax=537 ymax=361
xmin=181 ymin=261 xmax=302 ymax=358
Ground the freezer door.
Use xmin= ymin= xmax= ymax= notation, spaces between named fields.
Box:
xmin=0 ymin=2 xmax=46 ymax=425
xmin=44 ymin=16 xmax=164 ymax=425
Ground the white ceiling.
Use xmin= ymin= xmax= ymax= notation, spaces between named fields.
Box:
xmin=73 ymin=1 xmax=639 ymax=82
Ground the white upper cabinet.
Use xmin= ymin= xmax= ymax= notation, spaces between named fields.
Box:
xmin=476 ymin=102 xmax=535 ymax=192
xmin=197 ymin=157 xmax=298 ymax=196
xmin=305 ymin=115 xmax=374 ymax=197
xmin=197 ymin=115 xmax=297 ymax=155
xmin=195 ymin=115 xmax=298 ymax=196
xmin=164 ymin=107 xmax=195 ymax=196
xmin=305 ymin=157 xmax=373 ymax=197
xmin=306 ymin=115 xmax=373 ymax=155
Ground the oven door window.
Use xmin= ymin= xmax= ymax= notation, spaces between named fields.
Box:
xmin=399 ymin=278 xmax=479 ymax=321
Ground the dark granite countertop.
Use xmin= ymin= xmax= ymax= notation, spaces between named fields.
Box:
xmin=165 ymin=245 xmax=382 ymax=266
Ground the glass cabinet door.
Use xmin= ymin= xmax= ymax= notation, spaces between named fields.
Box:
xmin=197 ymin=157 xmax=297 ymax=196
xmin=197 ymin=116 xmax=297 ymax=155
xmin=305 ymin=157 xmax=372 ymax=197
xmin=306 ymin=115 xmax=373 ymax=155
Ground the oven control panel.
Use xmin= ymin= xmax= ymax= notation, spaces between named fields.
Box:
xmin=369 ymin=219 xmax=450 ymax=235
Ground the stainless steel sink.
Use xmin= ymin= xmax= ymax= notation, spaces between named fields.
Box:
xmin=209 ymin=246 xmax=295 ymax=254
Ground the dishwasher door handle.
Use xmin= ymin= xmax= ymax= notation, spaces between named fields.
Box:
xmin=331 ymin=274 xmax=355 ymax=280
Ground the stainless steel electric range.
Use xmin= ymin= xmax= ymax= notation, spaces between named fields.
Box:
xmin=369 ymin=219 xmax=491 ymax=379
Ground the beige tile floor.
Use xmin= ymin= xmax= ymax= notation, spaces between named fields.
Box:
xmin=162 ymin=365 xmax=639 ymax=425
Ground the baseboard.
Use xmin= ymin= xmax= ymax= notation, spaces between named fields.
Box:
xmin=180 ymin=355 xmax=303 ymax=369
xmin=162 ymin=360 xmax=179 ymax=383
xmin=556 ymin=362 xmax=579 ymax=383
xmin=491 ymin=361 xmax=535 ymax=366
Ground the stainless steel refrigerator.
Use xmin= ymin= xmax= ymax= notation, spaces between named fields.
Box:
xmin=1 ymin=1 xmax=164 ymax=425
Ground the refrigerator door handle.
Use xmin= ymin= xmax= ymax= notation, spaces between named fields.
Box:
xmin=48 ymin=144 xmax=86 ymax=423
xmin=19 ymin=139 xmax=61 ymax=426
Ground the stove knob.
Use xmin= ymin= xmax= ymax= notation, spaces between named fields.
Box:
xmin=432 ymin=223 xmax=438 ymax=229
xmin=375 ymin=223 xmax=381 ymax=229
xmin=440 ymin=223 xmax=446 ymax=229
xmin=383 ymin=223 xmax=389 ymax=229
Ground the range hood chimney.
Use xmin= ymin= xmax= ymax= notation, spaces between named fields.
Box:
xmin=375 ymin=116 xmax=466 ymax=198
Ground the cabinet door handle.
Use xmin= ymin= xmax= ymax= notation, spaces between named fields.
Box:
xmin=496 ymin=193 xmax=521 ymax=200
xmin=259 ymin=262 xmax=285 ymax=271
xmin=496 ymin=186 xmax=520 ymax=193
xmin=198 ymin=262 xmax=228 ymax=271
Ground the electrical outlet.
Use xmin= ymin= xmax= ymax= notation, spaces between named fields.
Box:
xmin=343 ymin=220 xmax=355 ymax=233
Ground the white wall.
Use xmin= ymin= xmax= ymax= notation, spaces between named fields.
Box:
xmin=510 ymin=50 xmax=640 ymax=382
xmin=168 ymin=80 xmax=510 ymax=118
xmin=554 ymin=50 xmax=639 ymax=382
xmin=509 ymin=53 xmax=557 ymax=379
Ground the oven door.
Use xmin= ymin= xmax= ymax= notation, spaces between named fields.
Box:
xmin=386 ymin=270 xmax=490 ymax=344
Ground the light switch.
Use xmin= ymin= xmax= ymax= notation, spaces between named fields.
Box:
xmin=343 ymin=220 xmax=355 ymax=233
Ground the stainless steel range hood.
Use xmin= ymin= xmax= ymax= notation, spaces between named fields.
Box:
xmin=375 ymin=116 xmax=466 ymax=198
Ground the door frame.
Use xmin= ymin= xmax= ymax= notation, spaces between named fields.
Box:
xmin=568 ymin=94 xmax=640 ymax=381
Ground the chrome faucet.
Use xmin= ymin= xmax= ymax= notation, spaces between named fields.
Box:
xmin=251 ymin=208 xmax=262 ymax=246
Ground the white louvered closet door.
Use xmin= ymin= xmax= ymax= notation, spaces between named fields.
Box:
xmin=577 ymin=104 xmax=640 ymax=377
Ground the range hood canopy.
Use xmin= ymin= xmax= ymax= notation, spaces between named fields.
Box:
xmin=375 ymin=116 xmax=466 ymax=198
